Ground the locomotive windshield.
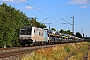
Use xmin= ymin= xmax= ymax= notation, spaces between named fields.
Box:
xmin=20 ymin=27 xmax=32 ymax=35
xmin=20 ymin=29 xmax=26 ymax=35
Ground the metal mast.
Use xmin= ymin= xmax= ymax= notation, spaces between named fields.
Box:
xmin=71 ymin=16 xmax=74 ymax=34
xmin=61 ymin=16 xmax=74 ymax=34
xmin=43 ymin=23 xmax=51 ymax=29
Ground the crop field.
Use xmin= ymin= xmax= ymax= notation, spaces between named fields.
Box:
xmin=20 ymin=42 xmax=89 ymax=60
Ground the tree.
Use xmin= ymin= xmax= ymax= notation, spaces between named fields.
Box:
xmin=0 ymin=3 xmax=47 ymax=48
xmin=28 ymin=17 xmax=46 ymax=28
xmin=59 ymin=29 xmax=74 ymax=35
xmin=75 ymin=32 xmax=82 ymax=38
xmin=60 ymin=29 xmax=63 ymax=33
xmin=51 ymin=28 xmax=56 ymax=31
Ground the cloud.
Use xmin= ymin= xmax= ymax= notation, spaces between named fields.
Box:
xmin=68 ymin=0 xmax=90 ymax=4
xmin=19 ymin=0 xmax=27 ymax=2
xmin=0 ymin=0 xmax=13 ymax=2
xmin=0 ymin=0 xmax=28 ymax=3
xmin=23 ymin=6 xmax=33 ymax=10
xmin=14 ymin=0 xmax=28 ymax=4
xmin=80 ymin=6 xmax=87 ymax=8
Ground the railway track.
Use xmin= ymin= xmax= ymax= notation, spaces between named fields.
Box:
xmin=0 ymin=42 xmax=89 ymax=60
xmin=0 ymin=45 xmax=54 ymax=59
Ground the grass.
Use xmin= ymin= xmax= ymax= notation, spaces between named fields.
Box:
xmin=64 ymin=45 xmax=70 ymax=52
xmin=68 ymin=42 xmax=89 ymax=60
xmin=88 ymin=50 xmax=90 ymax=60
xmin=20 ymin=42 xmax=89 ymax=60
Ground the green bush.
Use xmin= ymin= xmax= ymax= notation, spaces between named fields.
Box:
xmin=64 ymin=46 xmax=70 ymax=52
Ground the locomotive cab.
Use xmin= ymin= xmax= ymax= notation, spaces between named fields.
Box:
xmin=19 ymin=26 xmax=33 ymax=46
xmin=19 ymin=26 xmax=45 ymax=46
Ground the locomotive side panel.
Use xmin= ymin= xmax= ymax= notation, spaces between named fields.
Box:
xmin=43 ymin=29 xmax=48 ymax=42
xmin=31 ymin=27 xmax=44 ymax=42
xmin=31 ymin=27 xmax=46 ymax=45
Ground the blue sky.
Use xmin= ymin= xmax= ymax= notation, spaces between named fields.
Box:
xmin=0 ymin=0 xmax=90 ymax=37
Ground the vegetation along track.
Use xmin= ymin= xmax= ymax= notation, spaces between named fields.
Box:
xmin=19 ymin=42 xmax=88 ymax=60
xmin=84 ymin=44 xmax=90 ymax=60
xmin=0 ymin=45 xmax=54 ymax=59
xmin=65 ymin=42 xmax=90 ymax=60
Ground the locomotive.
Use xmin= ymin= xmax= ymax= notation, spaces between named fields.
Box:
xmin=19 ymin=26 xmax=82 ymax=46
xmin=19 ymin=26 xmax=48 ymax=46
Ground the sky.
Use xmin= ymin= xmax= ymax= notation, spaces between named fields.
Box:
xmin=0 ymin=0 xmax=90 ymax=37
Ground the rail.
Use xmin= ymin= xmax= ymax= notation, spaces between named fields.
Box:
xmin=0 ymin=45 xmax=54 ymax=58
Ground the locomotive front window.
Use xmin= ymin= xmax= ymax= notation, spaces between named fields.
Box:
xmin=20 ymin=29 xmax=26 ymax=35
xmin=26 ymin=28 xmax=32 ymax=35
xmin=20 ymin=28 xmax=32 ymax=35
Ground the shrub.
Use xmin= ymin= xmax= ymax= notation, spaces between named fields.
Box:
xmin=64 ymin=46 xmax=70 ymax=52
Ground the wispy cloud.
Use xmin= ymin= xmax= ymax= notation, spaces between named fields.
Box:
xmin=23 ymin=6 xmax=33 ymax=10
xmin=0 ymin=0 xmax=13 ymax=2
xmin=18 ymin=0 xmax=27 ymax=2
xmin=80 ymin=6 xmax=87 ymax=8
xmin=68 ymin=0 xmax=90 ymax=4
xmin=0 ymin=0 xmax=28 ymax=3
xmin=13 ymin=0 xmax=27 ymax=4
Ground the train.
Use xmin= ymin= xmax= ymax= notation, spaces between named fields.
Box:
xmin=19 ymin=26 xmax=84 ymax=46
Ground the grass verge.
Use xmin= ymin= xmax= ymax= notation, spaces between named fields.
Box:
xmin=20 ymin=42 xmax=89 ymax=60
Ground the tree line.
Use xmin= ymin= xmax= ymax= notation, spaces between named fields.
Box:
xmin=0 ymin=3 xmax=46 ymax=48
xmin=51 ymin=28 xmax=82 ymax=38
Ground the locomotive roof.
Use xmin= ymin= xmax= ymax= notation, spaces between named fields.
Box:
xmin=21 ymin=26 xmax=32 ymax=29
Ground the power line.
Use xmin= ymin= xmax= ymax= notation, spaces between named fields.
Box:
xmin=40 ymin=18 xmax=47 ymax=23
xmin=25 ymin=1 xmax=73 ymax=26
xmin=61 ymin=16 xmax=75 ymax=34
xmin=61 ymin=18 xmax=72 ymax=25
xmin=26 ymin=1 xmax=73 ymax=25
xmin=23 ymin=1 xmax=54 ymax=20
xmin=25 ymin=1 xmax=60 ymax=21
xmin=21 ymin=1 xmax=73 ymax=30
xmin=21 ymin=1 xmax=61 ymax=24
xmin=43 ymin=23 xmax=51 ymax=29
xmin=21 ymin=1 xmax=60 ymax=28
